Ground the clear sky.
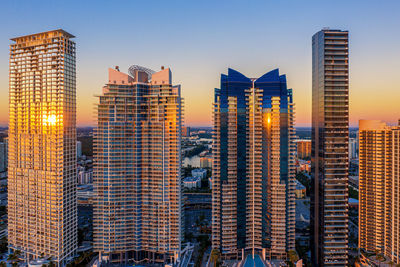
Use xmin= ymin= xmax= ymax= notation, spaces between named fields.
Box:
xmin=0 ymin=0 xmax=399 ymax=127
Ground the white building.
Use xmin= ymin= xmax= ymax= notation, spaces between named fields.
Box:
xmin=78 ymin=166 xmax=93 ymax=184
xmin=191 ymin=168 xmax=207 ymax=179
xmin=183 ymin=176 xmax=201 ymax=189
xmin=349 ymin=137 xmax=357 ymax=160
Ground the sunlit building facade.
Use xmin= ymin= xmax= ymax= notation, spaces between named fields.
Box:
xmin=311 ymin=28 xmax=349 ymax=266
xmin=359 ymin=120 xmax=400 ymax=264
xmin=295 ymin=139 xmax=311 ymax=159
xmin=8 ymin=30 xmax=77 ymax=265
xmin=94 ymin=66 xmax=183 ymax=264
xmin=212 ymin=68 xmax=296 ymax=260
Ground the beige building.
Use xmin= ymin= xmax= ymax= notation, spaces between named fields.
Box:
xmin=94 ymin=66 xmax=183 ymax=264
xmin=8 ymin=30 xmax=77 ymax=265
xmin=359 ymin=120 xmax=400 ymax=263
xmin=295 ymin=139 xmax=311 ymax=159
xmin=200 ymin=156 xmax=212 ymax=168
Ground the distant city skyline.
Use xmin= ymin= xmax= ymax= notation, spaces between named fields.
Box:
xmin=0 ymin=0 xmax=400 ymax=127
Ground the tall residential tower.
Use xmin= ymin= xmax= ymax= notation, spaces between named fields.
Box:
xmin=8 ymin=30 xmax=77 ymax=265
xmin=94 ymin=66 xmax=183 ymax=264
xmin=359 ymin=120 xmax=400 ymax=264
xmin=212 ymin=68 xmax=296 ymax=261
xmin=311 ymin=28 xmax=349 ymax=266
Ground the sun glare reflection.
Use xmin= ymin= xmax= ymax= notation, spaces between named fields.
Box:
xmin=43 ymin=114 xmax=57 ymax=125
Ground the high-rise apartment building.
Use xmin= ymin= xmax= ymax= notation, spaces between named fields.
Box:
xmin=359 ymin=120 xmax=400 ymax=264
xmin=295 ymin=139 xmax=311 ymax=159
xmin=76 ymin=140 xmax=82 ymax=158
xmin=94 ymin=66 xmax=183 ymax=264
xmin=8 ymin=30 xmax=77 ymax=265
xmin=212 ymin=68 xmax=296 ymax=261
xmin=349 ymin=137 xmax=357 ymax=160
xmin=311 ymin=28 xmax=349 ymax=266
xmin=0 ymin=142 xmax=6 ymax=173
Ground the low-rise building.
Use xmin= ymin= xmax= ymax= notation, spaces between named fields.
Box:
xmin=78 ymin=166 xmax=93 ymax=184
xmin=77 ymin=184 xmax=93 ymax=206
xmin=183 ymin=176 xmax=201 ymax=189
xmin=295 ymin=180 xmax=306 ymax=199
xmin=200 ymin=157 xmax=212 ymax=168
xmin=296 ymin=159 xmax=311 ymax=173
xmin=191 ymin=168 xmax=207 ymax=179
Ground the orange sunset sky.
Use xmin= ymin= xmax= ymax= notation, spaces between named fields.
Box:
xmin=0 ymin=1 xmax=399 ymax=127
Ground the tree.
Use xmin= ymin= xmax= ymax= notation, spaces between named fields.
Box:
xmin=288 ymin=250 xmax=299 ymax=263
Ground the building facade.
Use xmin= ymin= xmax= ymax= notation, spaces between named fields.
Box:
xmin=311 ymin=28 xmax=349 ymax=266
xmin=183 ymin=177 xmax=201 ymax=189
xmin=200 ymin=157 xmax=212 ymax=168
xmin=212 ymin=68 xmax=296 ymax=260
xmin=8 ymin=30 xmax=77 ymax=265
xmin=295 ymin=139 xmax=311 ymax=159
xmin=94 ymin=66 xmax=183 ymax=264
xmin=76 ymin=140 xmax=82 ymax=158
xmin=0 ymin=142 xmax=6 ymax=173
xmin=349 ymin=137 xmax=357 ymax=160
xmin=192 ymin=168 xmax=207 ymax=179
xmin=359 ymin=120 xmax=400 ymax=264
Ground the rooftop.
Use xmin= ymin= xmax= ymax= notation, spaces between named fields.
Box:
xmin=184 ymin=176 xmax=200 ymax=182
xmin=11 ymin=29 xmax=75 ymax=41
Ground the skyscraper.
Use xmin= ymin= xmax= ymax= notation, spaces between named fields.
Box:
xmin=76 ymin=140 xmax=82 ymax=158
xmin=212 ymin=68 xmax=296 ymax=261
xmin=311 ymin=28 xmax=349 ymax=266
xmin=0 ymin=142 xmax=6 ymax=173
xmin=94 ymin=66 xmax=182 ymax=264
xmin=295 ymin=139 xmax=311 ymax=159
xmin=8 ymin=30 xmax=77 ymax=265
xmin=359 ymin=120 xmax=400 ymax=264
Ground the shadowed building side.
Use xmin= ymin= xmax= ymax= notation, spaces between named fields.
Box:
xmin=311 ymin=28 xmax=349 ymax=266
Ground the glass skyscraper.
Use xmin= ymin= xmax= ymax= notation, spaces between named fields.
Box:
xmin=94 ymin=66 xmax=183 ymax=264
xmin=212 ymin=68 xmax=296 ymax=261
xmin=311 ymin=28 xmax=349 ymax=266
xmin=8 ymin=30 xmax=77 ymax=265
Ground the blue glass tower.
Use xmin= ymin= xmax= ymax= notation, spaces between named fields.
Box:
xmin=212 ymin=68 xmax=296 ymax=260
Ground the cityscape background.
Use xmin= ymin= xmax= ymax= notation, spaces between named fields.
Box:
xmin=0 ymin=1 xmax=400 ymax=266
xmin=0 ymin=0 xmax=400 ymax=127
